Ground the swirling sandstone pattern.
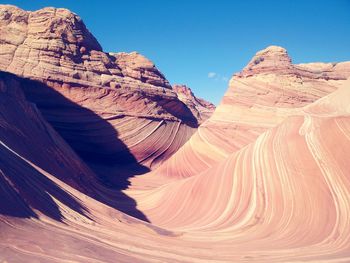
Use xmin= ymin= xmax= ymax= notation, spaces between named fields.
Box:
xmin=143 ymin=46 xmax=350 ymax=180
xmin=1 ymin=5 xmax=350 ymax=263
xmin=2 ymin=64 xmax=350 ymax=263
xmin=0 ymin=5 xmax=213 ymax=173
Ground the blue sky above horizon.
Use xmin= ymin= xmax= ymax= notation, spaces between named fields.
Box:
xmin=1 ymin=0 xmax=349 ymax=104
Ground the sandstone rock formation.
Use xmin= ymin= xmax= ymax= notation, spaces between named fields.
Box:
xmin=2 ymin=44 xmax=349 ymax=262
xmin=0 ymin=4 xmax=213 ymax=177
xmin=1 ymin=4 xmax=350 ymax=263
xmin=143 ymin=45 xmax=350 ymax=180
xmin=125 ymin=49 xmax=350 ymax=261
xmin=128 ymin=80 xmax=350 ymax=263
xmin=0 ymin=71 xmax=95 ymax=217
xmin=172 ymin=84 xmax=215 ymax=124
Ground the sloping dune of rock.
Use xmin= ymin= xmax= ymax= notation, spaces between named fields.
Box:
xmin=127 ymin=79 xmax=350 ymax=262
xmin=144 ymin=46 xmax=350 ymax=181
xmin=1 ymin=4 xmax=350 ymax=263
xmin=2 ymin=71 xmax=350 ymax=263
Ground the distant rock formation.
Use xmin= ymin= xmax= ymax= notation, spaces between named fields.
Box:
xmin=172 ymin=84 xmax=215 ymax=124
xmin=241 ymin=45 xmax=293 ymax=75
xmin=241 ymin=45 xmax=350 ymax=79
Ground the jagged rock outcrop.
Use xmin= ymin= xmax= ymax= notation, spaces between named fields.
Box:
xmin=0 ymin=5 xmax=211 ymax=176
xmin=112 ymin=51 xmax=172 ymax=88
xmin=172 ymin=84 xmax=215 ymax=124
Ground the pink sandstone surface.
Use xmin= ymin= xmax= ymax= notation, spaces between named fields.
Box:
xmin=1 ymin=4 xmax=350 ymax=263
xmin=142 ymin=45 xmax=350 ymax=181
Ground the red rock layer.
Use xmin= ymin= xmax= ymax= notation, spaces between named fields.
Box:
xmin=0 ymin=5 xmax=213 ymax=173
xmin=126 ymin=79 xmax=350 ymax=261
xmin=1 ymin=73 xmax=350 ymax=263
xmin=1 ymin=5 xmax=350 ymax=262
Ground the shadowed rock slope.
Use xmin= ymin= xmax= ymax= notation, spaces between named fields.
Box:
xmin=0 ymin=4 xmax=213 ymax=175
xmin=0 ymin=71 xmax=151 ymax=222
xmin=1 ymin=4 xmax=350 ymax=263
xmin=1 ymin=45 xmax=350 ymax=262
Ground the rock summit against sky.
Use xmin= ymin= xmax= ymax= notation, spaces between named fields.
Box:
xmin=0 ymin=4 xmax=350 ymax=263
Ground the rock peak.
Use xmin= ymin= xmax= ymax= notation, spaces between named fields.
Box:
xmin=172 ymin=84 xmax=215 ymax=124
xmin=257 ymin=45 xmax=288 ymax=54
xmin=0 ymin=4 xmax=102 ymax=52
xmin=241 ymin=45 xmax=293 ymax=75
xmin=173 ymin=84 xmax=194 ymax=97
xmin=114 ymin=52 xmax=156 ymax=69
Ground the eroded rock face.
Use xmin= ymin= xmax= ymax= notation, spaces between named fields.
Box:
xmin=112 ymin=52 xmax=171 ymax=88
xmin=1 ymin=22 xmax=350 ymax=262
xmin=172 ymin=84 xmax=215 ymax=124
xmin=0 ymin=5 xmax=212 ymax=174
xmin=241 ymin=45 xmax=293 ymax=75
xmin=0 ymin=4 xmax=174 ymax=97
xmin=140 ymin=45 xmax=350 ymax=179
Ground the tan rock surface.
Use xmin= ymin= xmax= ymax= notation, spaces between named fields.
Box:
xmin=0 ymin=4 xmax=212 ymax=174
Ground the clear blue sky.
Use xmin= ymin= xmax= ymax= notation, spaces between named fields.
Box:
xmin=1 ymin=0 xmax=350 ymax=104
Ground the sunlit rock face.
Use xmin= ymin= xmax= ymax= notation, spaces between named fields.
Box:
xmin=125 ymin=53 xmax=350 ymax=262
xmin=241 ymin=45 xmax=293 ymax=75
xmin=0 ymin=4 xmax=214 ymax=173
xmin=129 ymin=80 xmax=350 ymax=254
xmin=145 ymin=45 xmax=350 ymax=180
xmin=1 ymin=4 xmax=350 ymax=263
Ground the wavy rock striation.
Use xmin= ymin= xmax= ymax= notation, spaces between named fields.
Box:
xmin=126 ymin=81 xmax=350 ymax=262
xmin=143 ymin=46 xmax=350 ymax=180
xmin=1 ymin=5 xmax=350 ymax=263
xmin=0 ymin=71 xmax=95 ymax=218
xmin=2 ymin=51 xmax=350 ymax=262
xmin=0 ymin=5 xmax=212 ymax=176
